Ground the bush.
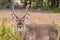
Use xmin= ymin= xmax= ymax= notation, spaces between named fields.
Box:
xmin=0 ymin=18 xmax=21 ymax=40
xmin=0 ymin=0 xmax=6 ymax=6
xmin=31 ymin=21 xmax=39 ymax=24
xmin=52 ymin=7 xmax=60 ymax=12
xmin=51 ymin=21 xmax=60 ymax=32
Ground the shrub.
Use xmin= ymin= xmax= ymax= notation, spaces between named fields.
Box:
xmin=0 ymin=18 xmax=21 ymax=40
xmin=0 ymin=0 xmax=6 ymax=6
xmin=51 ymin=21 xmax=60 ymax=32
xmin=52 ymin=7 xmax=60 ymax=12
xmin=31 ymin=21 xmax=38 ymax=24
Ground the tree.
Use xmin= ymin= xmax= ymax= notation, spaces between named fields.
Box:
xmin=48 ymin=0 xmax=59 ymax=8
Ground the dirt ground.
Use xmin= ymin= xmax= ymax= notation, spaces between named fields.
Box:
xmin=0 ymin=9 xmax=60 ymax=39
xmin=0 ymin=9 xmax=60 ymax=25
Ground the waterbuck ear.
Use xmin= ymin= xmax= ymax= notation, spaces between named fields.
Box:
xmin=11 ymin=13 xmax=19 ymax=22
xmin=11 ymin=14 xmax=17 ymax=20
xmin=23 ymin=4 xmax=30 ymax=20
xmin=23 ymin=13 xmax=30 ymax=20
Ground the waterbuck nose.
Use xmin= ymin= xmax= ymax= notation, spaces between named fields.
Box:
xmin=19 ymin=25 xmax=22 ymax=29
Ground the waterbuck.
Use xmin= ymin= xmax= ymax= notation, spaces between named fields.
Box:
xmin=10 ymin=3 xmax=58 ymax=40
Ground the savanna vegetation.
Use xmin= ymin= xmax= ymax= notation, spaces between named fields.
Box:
xmin=0 ymin=18 xmax=21 ymax=40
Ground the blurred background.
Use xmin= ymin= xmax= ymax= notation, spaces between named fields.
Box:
xmin=0 ymin=0 xmax=60 ymax=12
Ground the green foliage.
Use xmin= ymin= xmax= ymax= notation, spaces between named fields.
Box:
xmin=43 ymin=0 xmax=49 ymax=10
xmin=31 ymin=21 xmax=38 ymax=24
xmin=52 ymin=7 xmax=60 ymax=12
xmin=51 ymin=21 xmax=58 ymax=28
xmin=0 ymin=18 xmax=21 ymax=40
xmin=22 ymin=0 xmax=60 ymax=12
xmin=0 ymin=0 xmax=60 ymax=12
xmin=51 ymin=21 xmax=60 ymax=32
xmin=0 ymin=0 xmax=6 ymax=6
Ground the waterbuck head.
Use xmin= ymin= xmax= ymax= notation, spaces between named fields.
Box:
xmin=11 ymin=4 xmax=30 ymax=31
